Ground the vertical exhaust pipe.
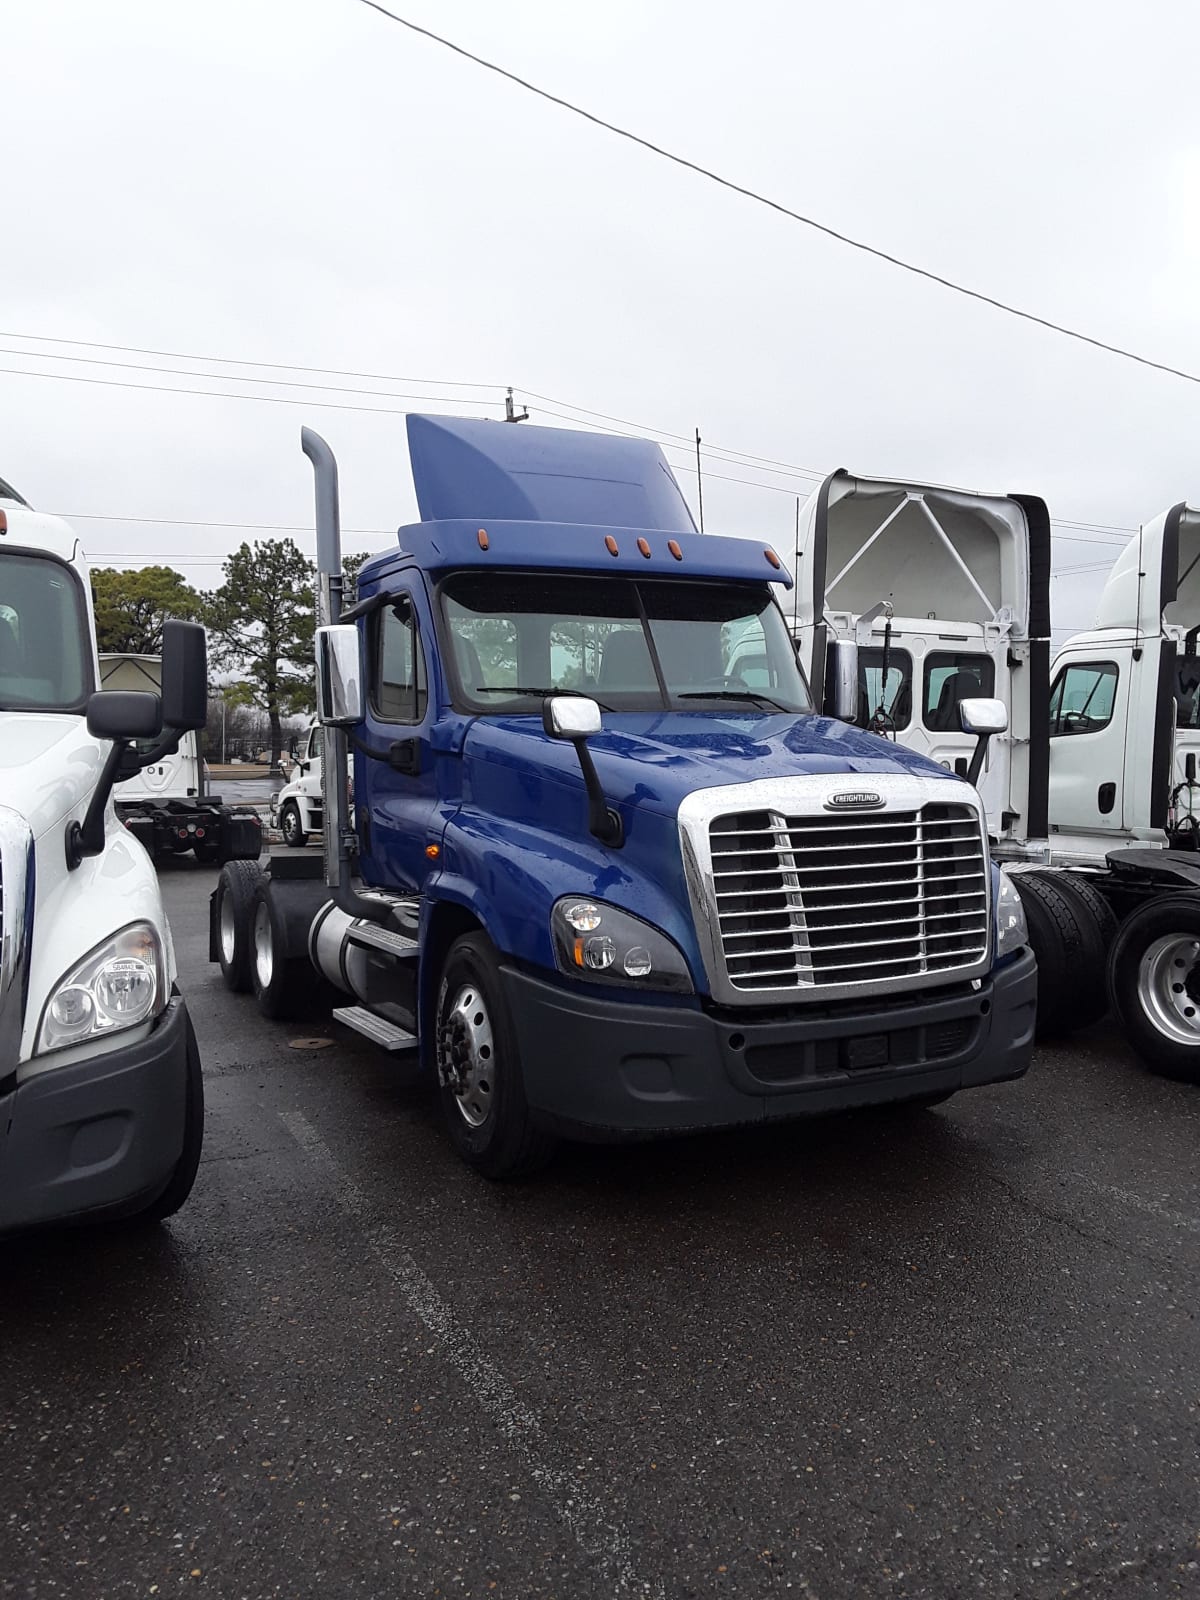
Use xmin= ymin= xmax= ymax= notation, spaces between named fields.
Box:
xmin=301 ymin=428 xmax=381 ymax=922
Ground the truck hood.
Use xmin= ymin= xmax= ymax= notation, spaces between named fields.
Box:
xmin=466 ymin=709 xmax=964 ymax=818
xmin=0 ymin=713 xmax=105 ymax=839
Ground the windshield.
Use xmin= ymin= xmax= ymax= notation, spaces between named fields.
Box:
xmin=0 ymin=553 xmax=92 ymax=712
xmin=440 ymin=574 xmax=811 ymax=713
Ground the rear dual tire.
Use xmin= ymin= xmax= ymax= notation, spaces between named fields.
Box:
xmin=1011 ymin=869 xmax=1112 ymax=1039
xmin=1108 ymin=891 xmax=1200 ymax=1083
xmin=215 ymin=860 xmax=263 ymax=993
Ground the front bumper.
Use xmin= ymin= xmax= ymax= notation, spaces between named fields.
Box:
xmin=0 ymin=995 xmax=190 ymax=1234
xmin=505 ymin=947 xmax=1036 ymax=1140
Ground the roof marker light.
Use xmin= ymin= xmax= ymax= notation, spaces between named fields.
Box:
xmin=764 ymin=548 xmax=781 ymax=569
xmin=477 ymin=528 xmax=489 ymax=550
xmin=636 ymin=537 xmax=651 ymax=558
xmin=0 ymin=510 xmax=7 ymax=535
xmin=605 ymin=535 xmax=620 ymax=556
xmin=667 ymin=539 xmax=683 ymax=561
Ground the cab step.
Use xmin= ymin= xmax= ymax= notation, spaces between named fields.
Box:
xmin=332 ymin=1005 xmax=417 ymax=1051
xmin=346 ymin=922 xmax=418 ymax=958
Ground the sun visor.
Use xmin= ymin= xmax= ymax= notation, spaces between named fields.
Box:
xmin=406 ymin=414 xmax=698 ymax=533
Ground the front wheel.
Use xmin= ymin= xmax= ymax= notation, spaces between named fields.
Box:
xmin=435 ymin=934 xmax=557 ymax=1180
xmin=280 ymin=802 xmax=308 ymax=848
xmin=1109 ymin=892 xmax=1200 ymax=1082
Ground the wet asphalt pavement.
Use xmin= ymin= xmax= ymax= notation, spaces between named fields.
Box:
xmin=4 ymin=863 xmax=1200 ymax=1600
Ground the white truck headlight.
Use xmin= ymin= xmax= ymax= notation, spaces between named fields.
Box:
xmin=37 ymin=922 xmax=167 ymax=1055
xmin=551 ymin=898 xmax=693 ymax=993
xmin=996 ymin=871 xmax=1029 ymax=957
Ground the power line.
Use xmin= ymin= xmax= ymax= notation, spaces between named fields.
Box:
xmin=0 ymin=344 xmax=503 ymax=407
xmin=53 ymin=512 xmax=394 ymax=535
xmin=0 ymin=330 xmax=503 ymax=391
xmin=356 ymin=0 xmax=1200 ymax=390
xmin=0 ymin=364 xmax=499 ymax=416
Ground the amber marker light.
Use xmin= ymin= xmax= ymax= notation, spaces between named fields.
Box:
xmin=605 ymin=535 xmax=620 ymax=556
xmin=425 ymin=844 xmax=440 ymax=860
xmin=764 ymin=548 xmax=781 ymax=569
xmin=667 ymin=539 xmax=683 ymax=561
xmin=477 ymin=528 xmax=490 ymax=550
xmin=637 ymin=537 xmax=651 ymax=558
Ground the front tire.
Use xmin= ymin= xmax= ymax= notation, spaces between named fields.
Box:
xmin=435 ymin=934 xmax=557 ymax=1180
xmin=280 ymin=802 xmax=308 ymax=848
xmin=1109 ymin=891 xmax=1200 ymax=1082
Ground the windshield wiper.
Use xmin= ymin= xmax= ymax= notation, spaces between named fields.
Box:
xmin=678 ymin=689 xmax=790 ymax=711
xmin=474 ymin=686 xmax=615 ymax=712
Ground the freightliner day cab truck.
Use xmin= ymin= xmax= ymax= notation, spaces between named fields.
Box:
xmin=799 ymin=473 xmax=1200 ymax=1080
xmin=0 ymin=478 xmax=209 ymax=1232
xmin=211 ymin=416 xmax=1035 ymax=1178
xmin=271 ymin=720 xmax=323 ymax=846
xmin=100 ymin=653 xmax=262 ymax=865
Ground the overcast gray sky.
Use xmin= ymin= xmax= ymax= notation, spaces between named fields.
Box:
xmin=6 ymin=0 xmax=1200 ymax=639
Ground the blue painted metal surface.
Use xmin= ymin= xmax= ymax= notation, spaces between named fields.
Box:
xmin=406 ymin=413 xmax=697 ymax=531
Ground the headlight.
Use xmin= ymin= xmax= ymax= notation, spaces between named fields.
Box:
xmin=996 ymin=871 xmax=1028 ymax=957
xmin=551 ymin=898 xmax=693 ymax=993
xmin=37 ymin=922 xmax=167 ymax=1055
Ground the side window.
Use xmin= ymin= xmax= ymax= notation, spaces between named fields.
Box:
xmin=310 ymin=726 xmax=323 ymax=763
xmin=923 ymin=652 xmax=996 ymax=732
xmin=373 ymin=598 xmax=428 ymax=724
xmin=858 ymin=647 xmax=912 ymax=731
xmin=1049 ymin=661 xmax=1118 ymax=737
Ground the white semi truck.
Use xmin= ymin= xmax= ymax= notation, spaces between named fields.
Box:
xmin=100 ymin=653 xmax=262 ymax=864
xmin=0 ymin=477 xmax=208 ymax=1232
xmin=798 ymin=472 xmax=1200 ymax=1080
xmin=271 ymin=720 xmax=323 ymax=846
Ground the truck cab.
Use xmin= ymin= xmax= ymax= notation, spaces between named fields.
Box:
xmin=1049 ymin=503 xmax=1200 ymax=857
xmin=0 ymin=480 xmax=208 ymax=1232
xmin=212 ymin=417 xmax=1036 ymax=1178
xmin=273 ymin=721 xmax=323 ymax=846
xmin=791 ymin=469 xmax=1052 ymax=860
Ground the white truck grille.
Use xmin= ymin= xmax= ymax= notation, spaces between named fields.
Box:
xmin=679 ymin=776 xmax=991 ymax=1005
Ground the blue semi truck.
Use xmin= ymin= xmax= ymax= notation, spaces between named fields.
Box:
xmin=211 ymin=415 xmax=1036 ymax=1177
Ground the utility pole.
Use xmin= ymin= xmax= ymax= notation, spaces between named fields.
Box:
xmin=695 ymin=429 xmax=705 ymax=532
xmin=505 ymin=387 xmax=529 ymax=423
xmin=221 ymin=694 xmax=226 ymax=765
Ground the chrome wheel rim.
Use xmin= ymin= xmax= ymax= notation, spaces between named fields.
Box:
xmin=253 ymin=900 xmax=274 ymax=990
xmin=1139 ymin=933 xmax=1200 ymax=1046
xmin=220 ymin=891 xmax=237 ymax=965
xmin=439 ymin=983 xmax=495 ymax=1128
xmin=282 ymin=808 xmax=299 ymax=843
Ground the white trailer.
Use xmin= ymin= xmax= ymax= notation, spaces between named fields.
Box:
xmin=0 ymin=478 xmax=208 ymax=1231
xmin=100 ymin=653 xmax=261 ymax=864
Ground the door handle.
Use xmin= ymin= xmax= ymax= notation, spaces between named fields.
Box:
xmin=389 ymin=738 xmax=421 ymax=777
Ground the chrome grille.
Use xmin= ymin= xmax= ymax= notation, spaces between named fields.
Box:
xmin=708 ymin=802 xmax=989 ymax=993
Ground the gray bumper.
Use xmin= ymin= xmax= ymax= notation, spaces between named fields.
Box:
xmin=0 ymin=996 xmax=190 ymax=1234
xmin=506 ymin=948 xmax=1037 ymax=1140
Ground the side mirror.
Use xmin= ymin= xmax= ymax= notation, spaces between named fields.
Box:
xmin=959 ymin=696 xmax=1008 ymax=786
xmin=823 ymin=638 xmax=859 ymax=722
xmin=86 ymin=690 xmax=162 ymax=741
xmin=161 ymin=620 xmax=208 ymax=732
xmin=543 ymin=695 xmax=602 ymax=740
xmin=959 ymin=697 xmax=1008 ymax=737
xmin=316 ymin=625 xmax=363 ymax=725
xmin=541 ymin=695 xmax=621 ymax=847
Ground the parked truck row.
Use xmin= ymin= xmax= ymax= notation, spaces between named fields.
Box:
xmin=795 ymin=470 xmax=1200 ymax=1078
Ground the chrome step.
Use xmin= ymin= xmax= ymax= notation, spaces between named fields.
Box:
xmin=347 ymin=921 xmax=418 ymax=958
xmin=333 ymin=1005 xmax=417 ymax=1052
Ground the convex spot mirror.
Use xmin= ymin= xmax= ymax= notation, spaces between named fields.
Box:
xmin=86 ymin=690 xmax=162 ymax=742
xmin=316 ymin=624 xmax=363 ymax=725
xmin=959 ymin=697 xmax=1008 ymax=737
xmin=543 ymin=695 xmax=602 ymax=740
